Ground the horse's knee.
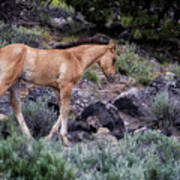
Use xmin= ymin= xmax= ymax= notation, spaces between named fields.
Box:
xmin=60 ymin=124 xmax=67 ymax=136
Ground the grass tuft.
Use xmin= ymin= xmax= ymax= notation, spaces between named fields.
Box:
xmin=151 ymin=91 xmax=178 ymax=129
xmin=116 ymin=44 xmax=156 ymax=85
xmin=83 ymin=68 xmax=100 ymax=84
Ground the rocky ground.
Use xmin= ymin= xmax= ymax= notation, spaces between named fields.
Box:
xmin=1 ymin=70 xmax=180 ymax=144
xmin=0 ymin=74 xmax=131 ymax=142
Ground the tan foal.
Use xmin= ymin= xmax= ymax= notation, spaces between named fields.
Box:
xmin=0 ymin=38 xmax=117 ymax=144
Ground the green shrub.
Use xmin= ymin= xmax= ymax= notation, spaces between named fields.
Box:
xmin=65 ymin=0 xmax=180 ymax=40
xmin=83 ymin=68 xmax=100 ymax=84
xmin=67 ymin=130 xmax=180 ymax=180
xmin=8 ymin=97 xmax=57 ymax=139
xmin=116 ymin=44 xmax=155 ymax=85
xmin=151 ymin=91 xmax=178 ymax=129
xmin=0 ymin=125 xmax=180 ymax=180
xmin=0 ymin=135 xmax=77 ymax=179
xmin=0 ymin=21 xmax=47 ymax=48
xmin=169 ymin=62 xmax=180 ymax=76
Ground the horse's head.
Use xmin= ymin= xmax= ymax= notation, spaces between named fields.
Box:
xmin=98 ymin=40 xmax=117 ymax=82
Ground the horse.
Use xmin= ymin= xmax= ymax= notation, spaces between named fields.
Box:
xmin=0 ymin=36 xmax=117 ymax=145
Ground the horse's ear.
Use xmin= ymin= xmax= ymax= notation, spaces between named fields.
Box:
xmin=108 ymin=40 xmax=115 ymax=49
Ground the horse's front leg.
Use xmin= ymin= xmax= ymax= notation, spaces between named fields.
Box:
xmin=10 ymin=86 xmax=32 ymax=138
xmin=47 ymin=82 xmax=73 ymax=145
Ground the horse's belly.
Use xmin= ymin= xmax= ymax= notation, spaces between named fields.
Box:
xmin=21 ymin=69 xmax=57 ymax=87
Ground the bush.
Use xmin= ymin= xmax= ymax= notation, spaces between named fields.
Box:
xmin=8 ymin=97 xmax=58 ymax=139
xmin=0 ymin=135 xmax=77 ymax=179
xmin=83 ymin=68 xmax=100 ymax=84
xmin=169 ymin=62 xmax=180 ymax=76
xmin=116 ymin=44 xmax=155 ymax=85
xmin=65 ymin=0 xmax=180 ymax=40
xmin=0 ymin=125 xmax=180 ymax=180
xmin=0 ymin=21 xmax=47 ymax=48
xmin=68 ymin=130 xmax=180 ymax=180
xmin=151 ymin=91 xmax=178 ymax=129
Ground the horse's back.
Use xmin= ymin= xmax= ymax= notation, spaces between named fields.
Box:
xmin=0 ymin=43 xmax=28 ymax=62
xmin=0 ymin=44 xmax=28 ymax=83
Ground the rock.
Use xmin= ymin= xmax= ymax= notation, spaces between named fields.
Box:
xmin=113 ymin=88 xmax=150 ymax=118
xmin=0 ymin=114 xmax=8 ymax=121
xmin=50 ymin=17 xmax=68 ymax=29
xmin=97 ymin=127 xmax=110 ymax=134
xmin=133 ymin=126 xmax=147 ymax=135
xmin=67 ymin=16 xmax=73 ymax=24
xmin=76 ymin=101 xmax=125 ymax=139
xmin=0 ymin=95 xmax=11 ymax=115
xmin=113 ymin=73 xmax=180 ymax=130
xmin=95 ymin=127 xmax=118 ymax=145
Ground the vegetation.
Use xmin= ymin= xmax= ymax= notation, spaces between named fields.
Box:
xmin=151 ymin=91 xmax=178 ymax=129
xmin=0 ymin=135 xmax=76 ymax=179
xmin=169 ymin=62 xmax=180 ymax=76
xmin=7 ymin=97 xmax=57 ymax=139
xmin=0 ymin=127 xmax=179 ymax=179
xmin=83 ymin=68 xmax=100 ymax=84
xmin=0 ymin=21 xmax=48 ymax=48
xmin=0 ymin=0 xmax=73 ymax=23
xmin=116 ymin=44 xmax=155 ymax=85
xmin=65 ymin=0 xmax=180 ymax=40
xmin=1 ymin=97 xmax=180 ymax=179
xmin=0 ymin=1 xmax=180 ymax=179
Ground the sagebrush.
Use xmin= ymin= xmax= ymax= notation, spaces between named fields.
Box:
xmin=116 ymin=44 xmax=155 ymax=85
xmin=0 ymin=124 xmax=180 ymax=180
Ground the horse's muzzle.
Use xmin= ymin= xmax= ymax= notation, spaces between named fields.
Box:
xmin=107 ymin=74 xmax=115 ymax=83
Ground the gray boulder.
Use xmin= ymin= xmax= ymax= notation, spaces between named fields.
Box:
xmin=113 ymin=73 xmax=180 ymax=130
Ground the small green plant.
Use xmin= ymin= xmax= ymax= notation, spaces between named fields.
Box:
xmin=83 ymin=68 xmax=100 ymax=84
xmin=51 ymin=0 xmax=74 ymax=12
xmin=116 ymin=44 xmax=155 ymax=85
xmin=152 ymin=54 xmax=168 ymax=64
xmin=169 ymin=62 xmax=180 ymax=76
xmin=151 ymin=91 xmax=178 ymax=129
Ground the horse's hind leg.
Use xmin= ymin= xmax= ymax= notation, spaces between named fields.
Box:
xmin=47 ymin=82 xmax=73 ymax=145
xmin=9 ymin=86 xmax=32 ymax=138
xmin=0 ymin=77 xmax=13 ymax=98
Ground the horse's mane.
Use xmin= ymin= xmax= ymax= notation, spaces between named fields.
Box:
xmin=52 ymin=34 xmax=110 ymax=49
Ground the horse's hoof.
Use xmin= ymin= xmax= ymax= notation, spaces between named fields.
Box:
xmin=61 ymin=135 xmax=71 ymax=146
xmin=45 ymin=134 xmax=52 ymax=140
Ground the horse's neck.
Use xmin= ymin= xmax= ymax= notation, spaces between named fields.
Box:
xmin=73 ymin=45 xmax=107 ymax=70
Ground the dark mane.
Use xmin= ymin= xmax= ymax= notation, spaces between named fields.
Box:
xmin=52 ymin=34 xmax=110 ymax=49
